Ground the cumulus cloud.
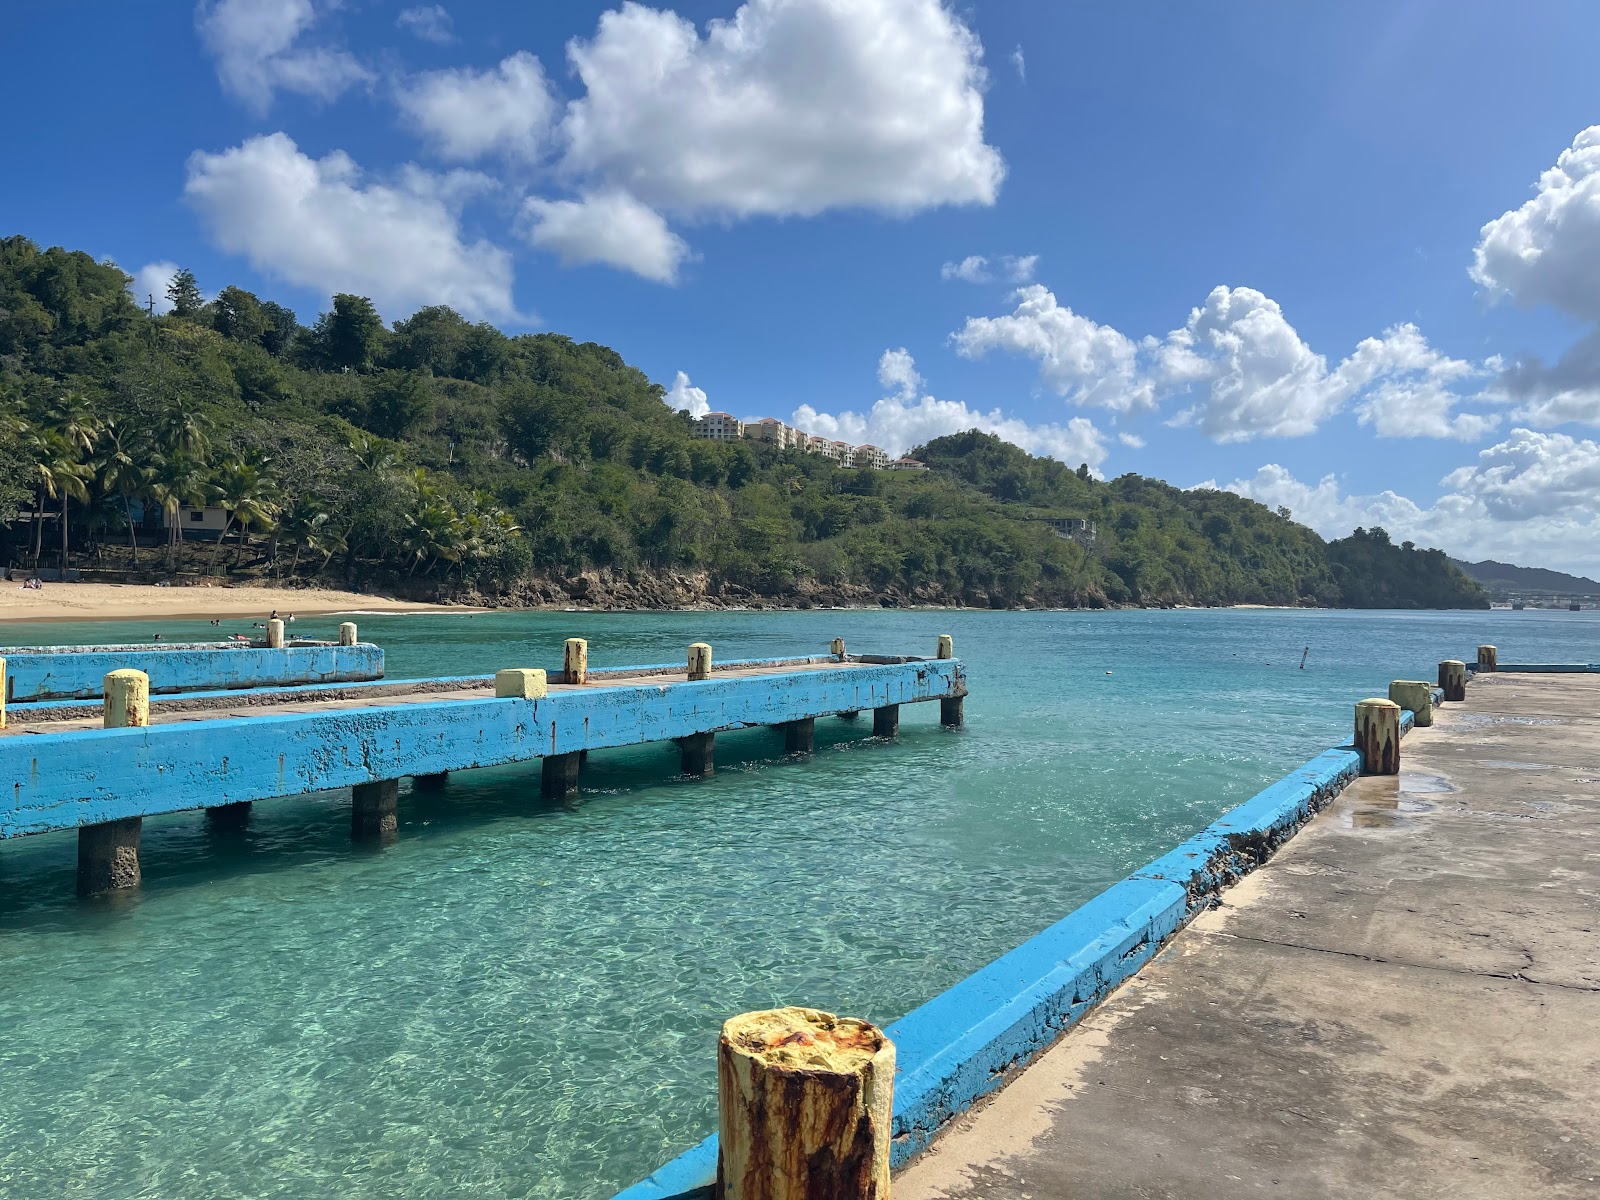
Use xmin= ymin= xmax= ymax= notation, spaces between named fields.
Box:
xmin=1010 ymin=45 xmax=1025 ymax=82
xmin=397 ymin=4 xmax=454 ymax=44
xmin=1472 ymin=127 xmax=1600 ymax=426
xmin=1211 ymin=427 xmax=1600 ymax=576
xmin=665 ymin=370 xmax=711 ymax=418
xmin=196 ymin=0 xmax=371 ymax=113
xmin=953 ymin=284 xmax=1154 ymax=414
xmin=521 ymin=190 xmax=692 ymax=284
xmin=954 ymin=283 xmax=1500 ymax=440
xmin=940 ymin=253 xmax=1037 ymax=283
xmin=1117 ymin=431 xmax=1145 ymax=448
xmin=793 ymin=350 xmax=1108 ymax=467
xmin=395 ymin=51 xmax=558 ymax=162
xmin=184 ymin=133 xmax=518 ymax=322
xmin=130 ymin=262 xmax=180 ymax=314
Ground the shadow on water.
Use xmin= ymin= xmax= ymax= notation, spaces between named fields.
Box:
xmin=0 ymin=718 xmax=907 ymax=930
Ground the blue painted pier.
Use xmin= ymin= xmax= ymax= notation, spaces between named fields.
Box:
xmin=0 ymin=644 xmax=965 ymax=894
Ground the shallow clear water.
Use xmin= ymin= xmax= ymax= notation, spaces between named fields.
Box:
xmin=1 ymin=607 xmax=1594 ymax=1198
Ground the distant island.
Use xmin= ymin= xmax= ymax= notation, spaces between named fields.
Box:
xmin=1451 ymin=558 xmax=1600 ymax=603
xmin=1 ymin=235 xmax=1488 ymax=611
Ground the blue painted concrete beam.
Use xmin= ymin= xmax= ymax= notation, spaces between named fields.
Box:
xmin=0 ymin=659 xmax=962 ymax=838
xmin=1 ymin=643 xmax=384 ymax=702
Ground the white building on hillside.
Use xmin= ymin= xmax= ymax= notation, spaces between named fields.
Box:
xmin=886 ymin=457 xmax=929 ymax=471
xmin=692 ymin=412 xmax=744 ymax=442
xmin=854 ymin=444 xmax=890 ymax=469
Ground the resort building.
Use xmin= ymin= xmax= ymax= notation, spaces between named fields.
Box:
xmin=691 ymin=412 xmax=744 ymax=442
xmin=745 ymin=417 xmax=797 ymax=450
xmin=854 ymin=444 xmax=890 ymax=469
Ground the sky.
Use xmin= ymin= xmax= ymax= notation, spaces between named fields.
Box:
xmin=7 ymin=0 xmax=1600 ymax=574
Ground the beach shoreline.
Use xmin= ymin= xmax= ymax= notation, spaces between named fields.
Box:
xmin=0 ymin=582 xmax=475 ymax=624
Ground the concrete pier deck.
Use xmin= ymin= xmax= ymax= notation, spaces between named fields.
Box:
xmin=897 ymin=671 xmax=1600 ymax=1199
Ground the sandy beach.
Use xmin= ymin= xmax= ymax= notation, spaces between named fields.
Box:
xmin=0 ymin=582 xmax=468 ymax=623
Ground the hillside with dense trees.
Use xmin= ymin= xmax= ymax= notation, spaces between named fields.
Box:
xmin=0 ymin=236 xmax=1487 ymax=610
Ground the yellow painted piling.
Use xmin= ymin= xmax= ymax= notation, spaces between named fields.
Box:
xmin=1477 ymin=644 xmax=1498 ymax=672
xmin=266 ymin=618 xmax=285 ymax=649
xmin=717 ymin=1007 xmax=894 ymax=1200
xmin=1438 ymin=659 xmax=1467 ymax=702
xmin=0 ymin=655 xmax=6 ymax=729
xmin=688 ymin=642 xmax=713 ymax=681
xmin=937 ymin=634 xmax=954 ymax=660
xmin=103 ymin=669 xmax=150 ymax=728
xmin=339 ymin=621 xmax=358 ymax=646
xmin=495 ymin=668 xmax=548 ymax=699
xmin=1388 ymin=680 xmax=1434 ymax=727
xmin=830 ymin=637 xmax=846 ymax=660
xmin=1355 ymin=697 xmax=1401 ymax=775
xmin=565 ymin=638 xmax=588 ymax=685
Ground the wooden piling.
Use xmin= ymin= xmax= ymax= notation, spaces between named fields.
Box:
xmin=688 ymin=642 xmax=713 ymax=681
xmin=266 ymin=618 xmax=285 ymax=649
xmin=1477 ymin=644 xmax=1498 ymax=673
xmin=542 ymin=751 xmax=582 ymax=799
xmin=495 ymin=668 xmax=547 ymax=699
xmin=351 ymin=779 xmax=399 ymax=840
xmin=680 ymin=731 xmax=714 ymax=777
xmin=339 ymin=621 xmax=358 ymax=646
xmin=873 ymin=705 xmax=899 ymax=738
xmin=716 ymin=1007 xmax=894 ymax=1200
xmin=937 ymin=634 xmax=954 ymax=660
xmin=81 ymin=669 xmax=153 ymax=893
xmin=103 ymin=668 xmax=150 ymax=729
xmin=1355 ymin=698 xmax=1401 ymax=775
xmin=1388 ymin=680 xmax=1434 ymax=727
xmin=565 ymin=638 xmax=588 ymax=685
xmin=784 ymin=717 xmax=815 ymax=755
xmin=1438 ymin=659 xmax=1467 ymax=702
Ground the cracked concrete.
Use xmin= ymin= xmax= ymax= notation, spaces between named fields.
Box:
xmin=895 ymin=672 xmax=1600 ymax=1200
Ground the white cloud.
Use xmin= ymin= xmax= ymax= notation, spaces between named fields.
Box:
xmin=395 ymin=51 xmax=557 ymax=162
xmin=397 ymin=4 xmax=454 ymax=45
xmin=665 ymin=370 xmax=711 ymax=418
xmin=196 ymin=0 xmax=371 ymax=113
xmin=940 ymin=253 xmax=1036 ymax=283
xmin=184 ymin=133 xmax=519 ymax=322
xmin=1117 ymin=431 xmax=1145 ymax=448
xmin=793 ymin=350 xmax=1108 ymax=467
xmin=1472 ymin=127 xmax=1600 ymax=427
xmin=954 ymin=284 xmax=1501 ymax=440
xmin=1212 ymin=427 xmax=1600 ymax=576
xmin=130 ymin=262 xmax=180 ymax=314
xmin=520 ymin=190 xmax=692 ymax=284
xmin=952 ymin=284 xmax=1154 ymax=414
xmin=1010 ymin=45 xmax=1025 ymax=82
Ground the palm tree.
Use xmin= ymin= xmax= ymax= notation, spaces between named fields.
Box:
xmin=275 ymin=494 xmax=334 ymax=576
xmin=148 ymin=455 xmax=209 ymax=571
xmin=95 ymin=420 xmax=150 ymax=563
xmin=31 ymin=429 xmax=92 ymax=568
xmin=207 ymin=459 xmax=280 ymax=572
xmin=156 ymin=400 xmax=210 ymax=461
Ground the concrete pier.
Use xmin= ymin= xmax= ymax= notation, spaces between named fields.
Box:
xmin=351 ymin=779 xmax=399 ymax=840
xmin=783 ymin=717 xmax=815 ymax=755
xmin=873 ymin=705 xmax=899 ymax=738
xmin=895 ymin=672 xmax=1600 ymax=1200
xmin=205 ymin=801 xmax=252 ymax=829
xmin=542 ymin=752 xmax=582 ymax=799
xmin=413 ymin=772 xmax=449 ymax=791
xmin=77 ymin=817 xmax=141 ymax=894
xmin=679 ymin=732 xmax=714 ymax=777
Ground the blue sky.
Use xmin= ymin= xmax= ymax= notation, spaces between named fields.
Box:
xmin=8 ymin=0 xmax=1600 ymax=572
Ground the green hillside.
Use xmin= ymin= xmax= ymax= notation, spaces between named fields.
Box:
xmin=1452 ymin=558 xmax=1600 ymax=597
xmin=0 ymin=235 xmax=1487 ymax=611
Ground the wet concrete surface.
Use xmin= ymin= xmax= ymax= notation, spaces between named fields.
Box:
xmin=896 ymin=672 xmax=1600 ymax=1200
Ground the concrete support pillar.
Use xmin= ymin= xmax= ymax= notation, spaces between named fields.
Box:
xmin=717 ymin=1007 xmax=894 ymax=1200
xmin=206 ymin=801 xmax=252 ymax=829
xmin=838 ymin=710 xmax=860 ymax=722
xmin=413 ymin=772 xmax=449 ymax=791
xmin=1388 ymin=680 xmax=1434 ymax=727
xmin=77 ymin=818 xmax=141 ymax=895
xmin=495 ymin=668 xmax=547 ymax=699
xmin=79 ymin=668 xmax=151 ymax=894
xmin=542 ymin=752 xmax=582 ymax=799
xmin=937 ymin=634 xmax=954 ymax=660
xmin=941 ymin=697 xmax=965 ymax=727
xmin=830 ymin=637 xmax=846 ymax=661
xmin=351 ymin=779 xmax=399 ymax=840
xmin=873 ymin=705 xmax=899 ymax=739
xmin=1355 ymin=698 xmax=1401 ymax=775
xmin=1438 ymin=659 xmax=1467 ymax=702
xmin=1477 ymin=644 xmax=1498 ymax=673
xmin=564 ymin=638 xmax=588 ymax=685
xmin=784 ymin=717 xmax=815 ymax=755
xmin=688 ymin=642 xmax=713 ymax=681
xmin=0 ymin=655 xmax=7 ymax=730
xmin=339 ymin=621 xmax=358 ymax=646
xmin=267 ymin=618 xmax=285 ymax=649
xmin=679 ymin=731 xmax=715 ymax=777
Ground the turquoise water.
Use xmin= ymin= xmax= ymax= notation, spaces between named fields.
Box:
xmin=1 ymin=607 xmax=1595 ymax=1198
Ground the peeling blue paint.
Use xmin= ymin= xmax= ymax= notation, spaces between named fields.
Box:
xmin=0 ymin=659 xmax=962 ymax=838
xmin=1 ymin=643 xmax=384 ymax=701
